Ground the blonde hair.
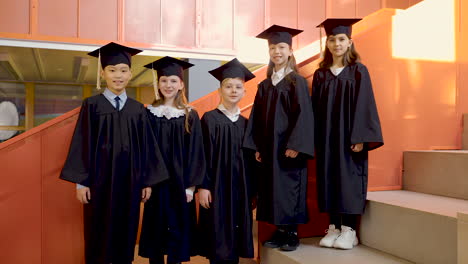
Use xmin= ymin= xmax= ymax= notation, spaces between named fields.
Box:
xmin=152 ymin=76 xmax=192 ymax=133
xmin=218 ymin=77 xmax=245 ymax=104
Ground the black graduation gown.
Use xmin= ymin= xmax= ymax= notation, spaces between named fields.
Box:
xmin=198 ymin=109 xmax=255 ymax=262
xmin=243 ymin=72 xmax=314 ymax=225
xmin=139 ymin=107 xmax=205 ymax=263
xmin=60 ymin=94 xmax=169 ymax=264
xmin=311 ymin=63 xmax=384 ymax=214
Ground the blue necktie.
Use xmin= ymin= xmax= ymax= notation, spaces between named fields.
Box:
xmin=115 ymin=96 xmax=121 ymax=111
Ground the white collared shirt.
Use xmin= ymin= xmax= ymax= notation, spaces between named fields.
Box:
xmin=102 ymin=88 xmax=127 ymax=111
xmin=217 ymin=104 xmax=241 ymax=122
xmin=271 ymin=66 xmax=293 ymax=86
xmin=331 ymin=66 xmax=345 ymax=76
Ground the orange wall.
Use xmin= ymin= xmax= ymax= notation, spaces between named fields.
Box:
xmin=0 ymin=109 xmax=84 ymax=264
xmin=0 ymin=0 xmax=416 ymax=57
xmin=350 ymin=1 xmax=461 ymax=189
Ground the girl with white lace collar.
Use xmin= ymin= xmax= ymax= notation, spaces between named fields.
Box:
xmin=138 ymin=57 xmax=206 ymax=264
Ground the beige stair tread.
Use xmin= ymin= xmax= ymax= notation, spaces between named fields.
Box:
xmin=262 ymin=237 xmax=412 ymax=264
xmin=405 ymin=150 xmax=468 ymax=153
xmin=367 ymin=190 xmax=468 ymax=218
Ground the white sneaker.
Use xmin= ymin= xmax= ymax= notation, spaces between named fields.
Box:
xmin=319 ymin=224 xmax=341 ymax=248
xmin=333 ymin=225 xmax=358 ymax=249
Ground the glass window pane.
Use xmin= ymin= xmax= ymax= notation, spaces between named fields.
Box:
xmin=34 ymin=84 xmax=82 ymax=126
xmin=0 ymin=82 xmax=25 ymax=141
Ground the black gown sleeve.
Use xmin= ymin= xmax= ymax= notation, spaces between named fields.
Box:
xmin=285 ymin=76 xmax=315 ymax=158
xmin=60 ymin=98 xmax=93 ymax=186
xmin=143 ymin=109 xmax=170 ymax=187
xmin=243 ymin=83 xmax=263 ymax=152
xmin=200 ymin=113 xmax=214 ymax=190
xmin=184 ymin=110 xmax=206 ymax=188
xmin=350 ymin=64 xmax=384 ymax=151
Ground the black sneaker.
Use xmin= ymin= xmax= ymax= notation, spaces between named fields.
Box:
xmin=280 ymin=231 xmax=299 ymax=251
xmin=263 ymin=229 xmax=286 ymax=248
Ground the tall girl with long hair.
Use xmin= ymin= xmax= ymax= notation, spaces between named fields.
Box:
xmin=312 ymin=19 xmax=383 ymax=250
xmin=138 ymin=56 xmax=206 ymax=264
xmin=243 ymin=25 xmax=315 ymax=252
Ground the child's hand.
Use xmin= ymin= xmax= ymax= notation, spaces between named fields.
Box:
xmin=251 ymin=197 xmax=257 ymax=210
xmin=255 ymin=152 xmax=262 ymax=162
xmin=198 ymin=188 xmax=212 ymax=209
xmin=141 ymin=187 xmax=152 ymax=203
xmin=76 ymin=187 xmax=91 ymax=204
xmin=351 ymin=143 xmax=364 ymax=152
xmin=285 ymin=149 xmax=299 ymax=158
xmin=186 ymin=193 xmax=194 ymax=203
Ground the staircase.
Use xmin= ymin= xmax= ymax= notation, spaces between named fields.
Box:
xmin=260 ymin=114 xmax=468 ymax=264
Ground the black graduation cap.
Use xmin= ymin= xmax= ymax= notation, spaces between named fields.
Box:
xmin=143 ymin=56 xmax=194 ymax=80
xmin=143 ymin=56 xmax=194 ymax=100
xmin=256 ymin=25 xmax=303 ymax=46
xmin=88 ymin=42 xmax=142 ymax=69
xmin=317 ymin=18 xmax=361 ymax=37
xmin=88 ymin=42 xmax=142 ymax=90
xmin=208 ymin=58 xmax=256 ymax=83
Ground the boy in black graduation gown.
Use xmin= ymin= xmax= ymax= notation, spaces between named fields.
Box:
xmin=243 ymin=25 xmax=315 ymax=251
xmin=138 ymin=57 xmax=206 ymax=264
xmin=198 ymin=58 xmax=256 ymax=264
xmin=60 ymin=42 xmax=169 ymax=264
xmin=312 ymin=19 xmax=383 ymax=249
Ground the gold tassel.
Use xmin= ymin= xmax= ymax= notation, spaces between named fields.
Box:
xmin=152 ymin=65 xmax=160 ymax=100
xmin=96 ymin=51 xmax=101 ymax=90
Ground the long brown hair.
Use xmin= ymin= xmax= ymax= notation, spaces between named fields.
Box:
xmin=152 ymin=76 xmax=192 ymax=133
xmin=319 ymin=35 xmax=361 ymax=69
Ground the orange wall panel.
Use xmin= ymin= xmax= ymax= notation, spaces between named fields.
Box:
xmin=327 ymin=0 xmax=356 ymax=18
xmin=457 ymin=0 xmax=468 ymax=116
xmin=79 ymin=0 xmax=118 ymax=40
xmin=161 ymin=0 xmax=196 ymax=47
xmin=268 ymin=0 xmax=299 ymax=49
xmin=235 ymin=0 xmax=265 ymax=39
xmin=410 ymin=0 xmax=424 ymax=5
xmin=38 ymin=0 xmax=78 ymax=37
xmin=0 ymin=0 xmax=30 ymax=34
xmin=383 ymin=0 xmax=410 ymax=9
xmin=0 ymin=135 xmax=42 ymax=264
xmin=268 ymin=0 xmax=298 ymax=28
xmin=352 ymin=8 xmax=459 ymax=189
xmin=298 ymin=0 xmax=326 ymax=49
xmin=124 ymin=0 xmax=161 ymax=44
xmin=357 ymin=0 xmax=381 ymax=17
xmin=200 ymin=0 xmax=234 ymax=50
xmin=42 ymin=118 xmax=85 ymax=264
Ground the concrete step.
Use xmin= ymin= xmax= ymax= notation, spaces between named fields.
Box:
xmin=403 ymin=150 xmax=468 ymax=200
xmin=361 ymin=190 xmax=468 ymax=264
xmin=260 ymin=237 xmax=412 ymax=264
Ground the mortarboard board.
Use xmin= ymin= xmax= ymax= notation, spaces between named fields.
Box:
xmin=143 ymin=56 xmax=194 ymax=100
xmin=316 ymin=18 xmax=361 ymax=37
xmin=256 ymin=25 xmax=303 ymax=46
xmin=208 ymin=58 xmax=256 ymax=83
xmin=88 ymin=42 xmax=142 ymax=90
